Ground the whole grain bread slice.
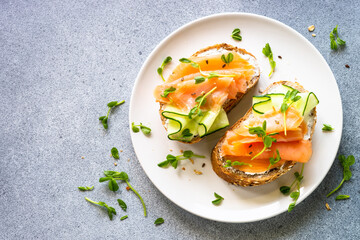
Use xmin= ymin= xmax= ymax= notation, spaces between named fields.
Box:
xmin=159 ymin=43 xmax=260 ymax=144
xmin=211 ymin=81 xmax=317 ymax=187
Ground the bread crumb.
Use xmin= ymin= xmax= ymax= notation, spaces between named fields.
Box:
xmin=312 ymin=33 xmax=316 ymax=37
xmin=169 ymin=149 xmax=173 ymax=152
xmin=114 ymin=162 xmax=117 ymax=166
xmin=126 ymin=186 xmax=130 ymax=191
xmin=308 ymin=25 xmax=315 ymax=32
xmin=202 ymin=163 xmax=205 ymax=168
xmin=120 ymin=150 xmax=123 ymax=152
xmin=127 ymin=159 xmax=130 ymax=162
xmin=278 ymin=55 xmax=282 ymax=59
xmin=81 ymin=156 xmax=85 ymax=159
xmin=325 ymin=203 xmax=331 ymax=211
xmin=182 ymin=167 xmax=186 ymax=171
xmin=345 ymin=64 xmax=350 ymax=68
xmin=110 ymin=154 xmax=112 ymax=157
xmin=180 ymin=150 xmax=184 ymax=153
xmin=189 ymin=158 xmax=194 ymax=164
xmin=194 ymin=170 xmax=203 ymax=175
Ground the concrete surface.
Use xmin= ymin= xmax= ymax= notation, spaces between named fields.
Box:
xmin=0 ymin=0 xmax=359 ymax=239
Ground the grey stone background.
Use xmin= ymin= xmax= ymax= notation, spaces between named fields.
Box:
xmin=0 ymin=0 xmax=359 ymax=239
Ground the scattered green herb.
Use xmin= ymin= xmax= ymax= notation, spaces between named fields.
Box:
xmin=120 ymin=215 xmax=128 ymax=221
xmin=117 ymin=199 xmax=127 ymax=211
xmin=111 ymin=147 xmax=119 ymax=159
xmin=279 ymin=164 xmax=304 ymax=212
xmin=335 ymin=195 xmax=350 ymax=200
xmin=248 ymin=120 xmax=278 ymax=160
xmin=154 ymin=218 xmax=164 ymax=225
xmin=188 ymin=87 xmax=217 ymax=119
xmin=268 ymin=149 xmax=281 ymax=170
xmin=212 ymin=192 xmax=224 ymax=205
xmin=231 ymin=28 xmax=242 ymax=41
xmin=158 ymin=150 xmax=205 ymax=169
xmin=221 ymin=53 xmax=234 ymax=66
xmin=160 ymin=86 xmax=176 ymax=98
xmin=223 ymin=160 xmax=252 ymax=168
xmin=99 ymin=100 xmax=125 ymax=129
xmin=262 ymin=43 xmax=276 ymax=77
xmin=85 ymin=197 xmax=116 ymax=220
xmin=132 ymin=122 xmax=151 ymax=135
xmin=78 ymin=186 xmax=94 ymax=191
xmin=280 ymin=89 xmax=301 ymax=135
xmin=330 ymin=25 xmax=346 ymax=50
xmin=322 ymin=124 xmax=334 ymax=131
xmin=327 ymin=155 xmax=355 ymax=197
xmin=194 ymin=76 xmax=206 ymax=84
xmin=157 ymin=56 xmax=172 ymax=81
xmin=99 ymin=171 xmax=147 ymax=217
xmin=181 ymin=128 xmax=193 ymax=138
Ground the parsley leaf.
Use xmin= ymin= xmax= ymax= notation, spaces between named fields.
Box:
xmin=99 ymin=100 xmax=125 ymax=129
xmin=85 ymin=197 xmax=116 ymax=220
xmin=158 ymin=150 xmax=205 ymax=169
xmin=111 ymin=147 xmax=119 ymax=159
xmin=322 ymin=124 xmax=334 ymax=131
xmin=157 ymin=56 xmax=172 ymax=81
xmin=78 ymin=186 xmax=94 ymax=191
xmin=262 ymin=43 xmax=276 ymax=77
xmin=154 ymin=218 xmax=164 ymax=225
xmin=212 ymin=192 xmax=224 ymax=205
xmin=327 ymin=155 xmax=355 ymax=197
xmin=132 ymin=122 xmax=151 ymax=135
xmin=100 ymin=171 xmax=147 ymax=217
xmin=231 ymin=28 xmax=242 ymax=41
xmin=160 ymin=86 xmax=176 ymax=98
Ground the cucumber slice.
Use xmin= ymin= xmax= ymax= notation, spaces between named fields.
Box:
xmin=198 ymin=108 xmax=221 ymax=137
xmin=204 ymin=108 xmax=229 ymax=136
xmin=252 ymin=98 xmax=272 ymax=114
xmin=252 ymin=95 xmax=270 ymax=104
xmin=266 ymin=93 xmax=285 ymax=110
xmin=163 ymin=110 xmax=197 ymax=142
xmin=275 ymin=84 xmax=296 ymax=94
xmin=302 ymin=92 xmax=319 ymax=115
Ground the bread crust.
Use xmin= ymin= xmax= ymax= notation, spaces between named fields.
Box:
xmin=159 ymin=43 xmax=260 ymax=144
xmin=211 ymin=81 xmax=317 ymax=187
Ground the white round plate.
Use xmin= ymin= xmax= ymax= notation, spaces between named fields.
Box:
xmin=129 ymin=13 xmax=342 ymax=223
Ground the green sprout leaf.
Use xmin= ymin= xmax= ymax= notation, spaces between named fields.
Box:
xmin=160 ymin=86 xmax=176 ymax=98
xmin=231 ymin=28 xmax=242 ymax=41
xmin=99 ymin=100 xmax=125 ymax=130
xmin=78 ymin=186 xmax=94 ymax=191
xmin=132 ymin=122 xmax=151 ymax=135
xmin=117 ymin=199 xmax=127 ymax=211
xmin=120 ymin=215 xmax=128 ymax=221
xmin=327 ymin=155 xmax=355 ymax=197
xmin=335 ymin=195 xmax=350 ymax=200
xmin=157 ymin=56 xmax=172 ymax=81
xmin=262 ymin=43 xmax=276 ymax=77
xmin=111 ymin=147 xmax=119 ymax=159
xmin=194 ymin=76 xmax=206 ymax=84
xmin=154 ymin=218 xmax=164 ymax=225
xmin=158 ymin=151 xmax=204 ymax=169
xmin=330 ymin=25 xmax=346 ymax=50
xmin=212 ymin=192 xmax=224 ymax=205
xmin=85 ymin=197 xmax=116 ymax=220
xmin=322 ymin=124 xmax=334 ymax=131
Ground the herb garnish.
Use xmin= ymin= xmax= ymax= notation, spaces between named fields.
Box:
xmin=181 ymin=128 xmax=193 ymax=138
xmin=327 ymin=155 xmax=355 ymax=197
xmin=120 ymin=215 xmax=128 ymax=221
xmin=248 ymin=120 xmax=278 ymax=160
xmin=188 ymin=87 xmax=217 ymax=119
xmin=330 ymin=25 xmax=346 ymax=50
xmin=160 ymin=86 xmax=176 ymax=98
xmin=154 ymin=218 xmax=164 ymax=225
xmin=335 ymin=195 xmax=350 ymax=200
xmin=279 ymin=163 xmax=305 ymax=212
xmin=322 ymin=124 xmax=334 ymax=131
xmin=132 ymin=122 xmax=151 ymax=135
xmin=85 ymin=197 xmax=116 ymax=220
xmin=280 ymin=89 xmax=301 ymax=135
xmin=179 ymin=58 xmax=236 ymax=80
xmin=111 ymin=147 xmax=119 ymax=159
xmin=212 ymin=192 xmax=224 ymax=205
xmin=99 ymin=100 xmax=125 ymax=129
xmin=221 ymin=53 xmax=234 ymax=66
xmin=231 ymin=28 xmax=242 ymax=41
xmin=117 ymin=199 xmax=127 ymax=211
xmin=194 ymin=76 xmax=205 ymax=84
xmin=157 ymin=56 xmax=172 ymax=81
xmin=268 ymin=149 xmax=281 ymax=170
xmin=262 ymin=43 xmax=276 ymax=77
xmin=78 ymin=186 xmax=94 ymax=191
xmin=158 ymin=150 xmax=205 ymax=169
xmin=223 ymin=160 xmax=252 ymax=168
xmin=99 ymin=171 xmax=147 ymax=217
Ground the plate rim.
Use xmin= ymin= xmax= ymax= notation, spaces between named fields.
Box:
xmin=129 ymin=12 xmax=343 ymax=223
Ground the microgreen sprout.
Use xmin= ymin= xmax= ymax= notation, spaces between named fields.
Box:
xmin=99 ymin=100 xmax=125 ymax=129
xmin=157 ymin=56 xmax=172 ymax=81
xmin=212 ymin=192 xmax=224 ymax=205
xmin=158 ymin=150 xmax=205 ymax=169
xmin=132 ymin=122 xmax=151 ymax=135
xmin=262 ymin=43 xmax=276 ymax=77
xmin=223 ymin=160 xmax=252 ymax=168
xmin=85 ymin=197 xmax=116 ymax=220
xmin=267 ymin=149 xmax=281 ymax=170
xmin=221 ymin=52 xmax=234 ymax=66
xmin=280 ymin=89 xmax=301 ymax=135
xmin=330 ymin=25 xmax=346 ymax=50
xmin=188 ymin=87 xmax=217 ymax=119
xmin=322 ymin=124 xmax=334 ymax=131
xmin=231 ymin=28 xmax=242 ymax=41
xmin=327 ymin=155 xmax=355 ymax=197
xmin=78 ymin=186 xmax=94 ymax=191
